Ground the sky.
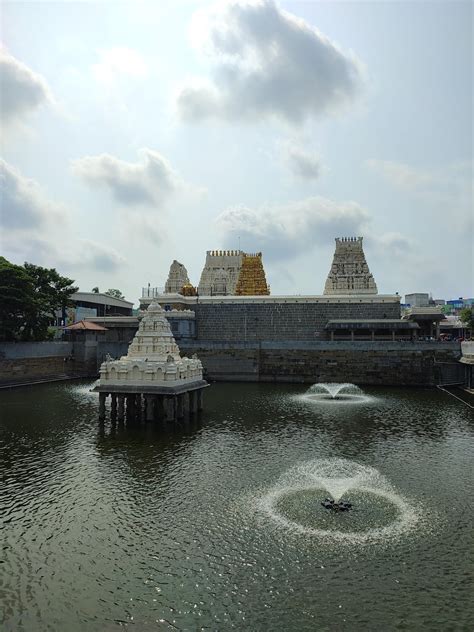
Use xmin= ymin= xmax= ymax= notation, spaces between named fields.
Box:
xmin=1 ymin=0 xmax=472 ymax=305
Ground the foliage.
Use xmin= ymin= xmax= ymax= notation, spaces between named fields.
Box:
xmin=105 ymin=288 xmax=125 ymax=299
xmin=459 ymin=306 xmax=474 ymax=329
xmin=92 ymin=286 xmax=99 ymax=293
xmin=0 ymin=258 xmax=78 ymax=341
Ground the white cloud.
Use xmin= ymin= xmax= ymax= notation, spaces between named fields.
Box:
xmin=2 ymin=235 xmax=125 ymax=274
xmin=72 ymin=148 xmax=182 ymax=207
xmin=177 ymin=0 xmax=364 ymax=125
xmin=0 ymin=159 xmax=64 ymax=230
xmin=216 ymin=196 xmax=370 ymax=260
xmin=366 ymin=159 xmax=473 ymax=230
xmin=0 ymin=50 xmax=52 ymax=128
xmin=283 ymin=143 xmax=321 ymax=180
xmin=366 ymin=159 xmax=435 ymax=191
xmin=92 ymin=47 xmax=148 ymax=86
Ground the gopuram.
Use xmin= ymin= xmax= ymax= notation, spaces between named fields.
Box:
xmin=197 ymin=250 xmax=270 ymax=296
xmin=165 ymin=260 xmax=191 ymax=294
xmin=235 ymin=253 xmax=270 ymax=296
xmin=324 ymin=237 xmax=378 ymax=295
xmin=93 ymin=300 xmax=207 ymax=422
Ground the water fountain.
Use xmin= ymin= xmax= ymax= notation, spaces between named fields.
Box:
xmin=303 ymin=382 xmax=371 ymax=404
xmin=255 ymin=458 xmax=422 ymax=545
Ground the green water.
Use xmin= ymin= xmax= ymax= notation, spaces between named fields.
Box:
xmin=0 ymin=381 xmax=473 ymax=631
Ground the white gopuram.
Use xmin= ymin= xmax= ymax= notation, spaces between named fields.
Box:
xmin=164 ymin=260 xmax=191 ymax=294
xmin=93 ymin=300 xmax=208 ymax=422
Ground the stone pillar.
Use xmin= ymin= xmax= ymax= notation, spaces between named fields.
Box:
xmin=117 ymin=395 xmax=125 ymax=422
xmin=350 ymin=329 xmax=355 ymax=342
xmin=371 ymin=330 xmax=375 ymax=342
xmin=135 ymin=394 xmax=142 ymax=421
xmin=111 ymin=394 xmax=117 ymax=419
xmin=435 ymin=322 xmax=440 ymax=340
xmin=391 ymin=330 xmax=396 ymax=341
xmin=166 ymin=396 xmax=177 ymax=422
xmin=176 ymin=394 xmax=185 ymax=419
xmin=145 ymin=395 xmax=154 ymax=422
xmin=99 ymin=393 xmax=106 ymax=420
xmin=189 ymin=391 xmax=198 ymax=415
xmin=182 ymin=392 xmax=189 ymax=416
xmin=197 ymin=389 xmax=203 ymax=411
xmin=330 ymin=330 xmax=334 ymax=341
xmin=156 ymin=396 xmax=166 ymax=423
xmin=126 ymin=395 xmax=135 ymax=420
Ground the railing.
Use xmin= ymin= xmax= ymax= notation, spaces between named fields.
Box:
xmin=141 ymin=287 xmax=164 ymax=298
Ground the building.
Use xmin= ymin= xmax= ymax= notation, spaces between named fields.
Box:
xmin=63 ymin=292 xmax=134 ymax=324
xmin=405 ymin=293 xmax=430 ymax=307
xmin=324 ymin=237 xmax=377 ymax=295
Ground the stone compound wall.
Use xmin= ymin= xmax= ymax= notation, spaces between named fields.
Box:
xmin=0 ymin=342 xmax=94 ymax=386
xmin=192 ymin=300 xmax=400 ymax=341
xmin=180 ymin=341 xmax=462 ymax=386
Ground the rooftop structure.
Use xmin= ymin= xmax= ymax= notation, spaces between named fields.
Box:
xmin=324 ymin=237 xmax=377 ymax=295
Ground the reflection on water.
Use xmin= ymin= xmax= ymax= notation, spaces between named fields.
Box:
xmin=1 ymin=380 xmax=473 ymax=631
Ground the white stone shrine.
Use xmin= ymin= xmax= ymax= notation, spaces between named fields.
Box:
xmin=93 ymin=300 xmax=207 ymax=422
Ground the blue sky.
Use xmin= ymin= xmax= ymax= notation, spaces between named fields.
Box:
xmin=1 ymin=0 xmax=472 ymax=303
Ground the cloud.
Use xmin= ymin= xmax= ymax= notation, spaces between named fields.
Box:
xmin=66 ymin=240 xmax=126 ymax=272
xmin=366 ymin=159 xmax=473 ymax=229
xmin=72 ymin=148 xmax=182 ymax=207
xmin=177 ymin=0 xmax=364 ymax=125
xmin=283 ymin=143 xmax=321 ymax=180
xmin=92 ymin=47 xmax=148 ymax=86
xmin=0 ymin=50 xmax=52 ymax=127
xmin=2 ymin=235 xmax=125 ymax=274
xmin=216 ymin=196 xmax=370 ymax=260
xmin=366 ymin=159 xmax=435 ymax=191
xmin=0 ymin=159 xmax=64 ymax=230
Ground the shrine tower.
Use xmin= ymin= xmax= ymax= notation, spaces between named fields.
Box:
xmin=324 ymin=237 xmax=377 ymax=295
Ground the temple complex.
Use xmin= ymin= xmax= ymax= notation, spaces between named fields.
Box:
xmin=235 ymin=253 xmax=270 ymax=295
xmin=93 ymin=300 xmax=207 ymax=422
xmin=165 ymin=260 xmax=191 ymax=294
xmin=324 ymin=237 xmax=378 ymax=295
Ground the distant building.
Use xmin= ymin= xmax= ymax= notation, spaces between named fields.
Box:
xmin=61 ymin=292 xmax=134 ymax=325
xmin=324 ymin=237 xmax=377 ymax=295
xmin=405 ymin=293 xmax=430 ymax=307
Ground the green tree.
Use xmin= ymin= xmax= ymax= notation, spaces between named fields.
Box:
xmin=459 ymin=306 xmax=474 ymax=330
xmin=0 ymin=258 xmax=78 ymax=341
xmin=105 ymin=288 xmax=125 ymax=299
xmin=0 ymin=257 xmax=36 ymax=341
xmin=22 ymin=263 xmax=78 ymax=340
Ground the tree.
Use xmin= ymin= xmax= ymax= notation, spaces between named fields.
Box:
xmin=92 ymin=286 xmax=99 ymax=293
xmin=105 ymin=288 xmax=125 ymax=299
xmin=0 ymin=258 xmax=78 ymax=341
xmin=0 ymin=257 xmax=36 ymax=341
xmin=459 ymin=306 xmax=474 ymax=330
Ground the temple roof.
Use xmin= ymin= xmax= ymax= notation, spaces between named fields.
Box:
xmin=65 ymin=320 xmax=108 ymax=331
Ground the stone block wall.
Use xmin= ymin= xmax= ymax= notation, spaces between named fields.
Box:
xmin=0 ymin=341 xmax=94 ymax=386
xmin=180 ymin=341 xmax=461 ymax=386
xmin=193 ymin=301 xmax=400 ymax=341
